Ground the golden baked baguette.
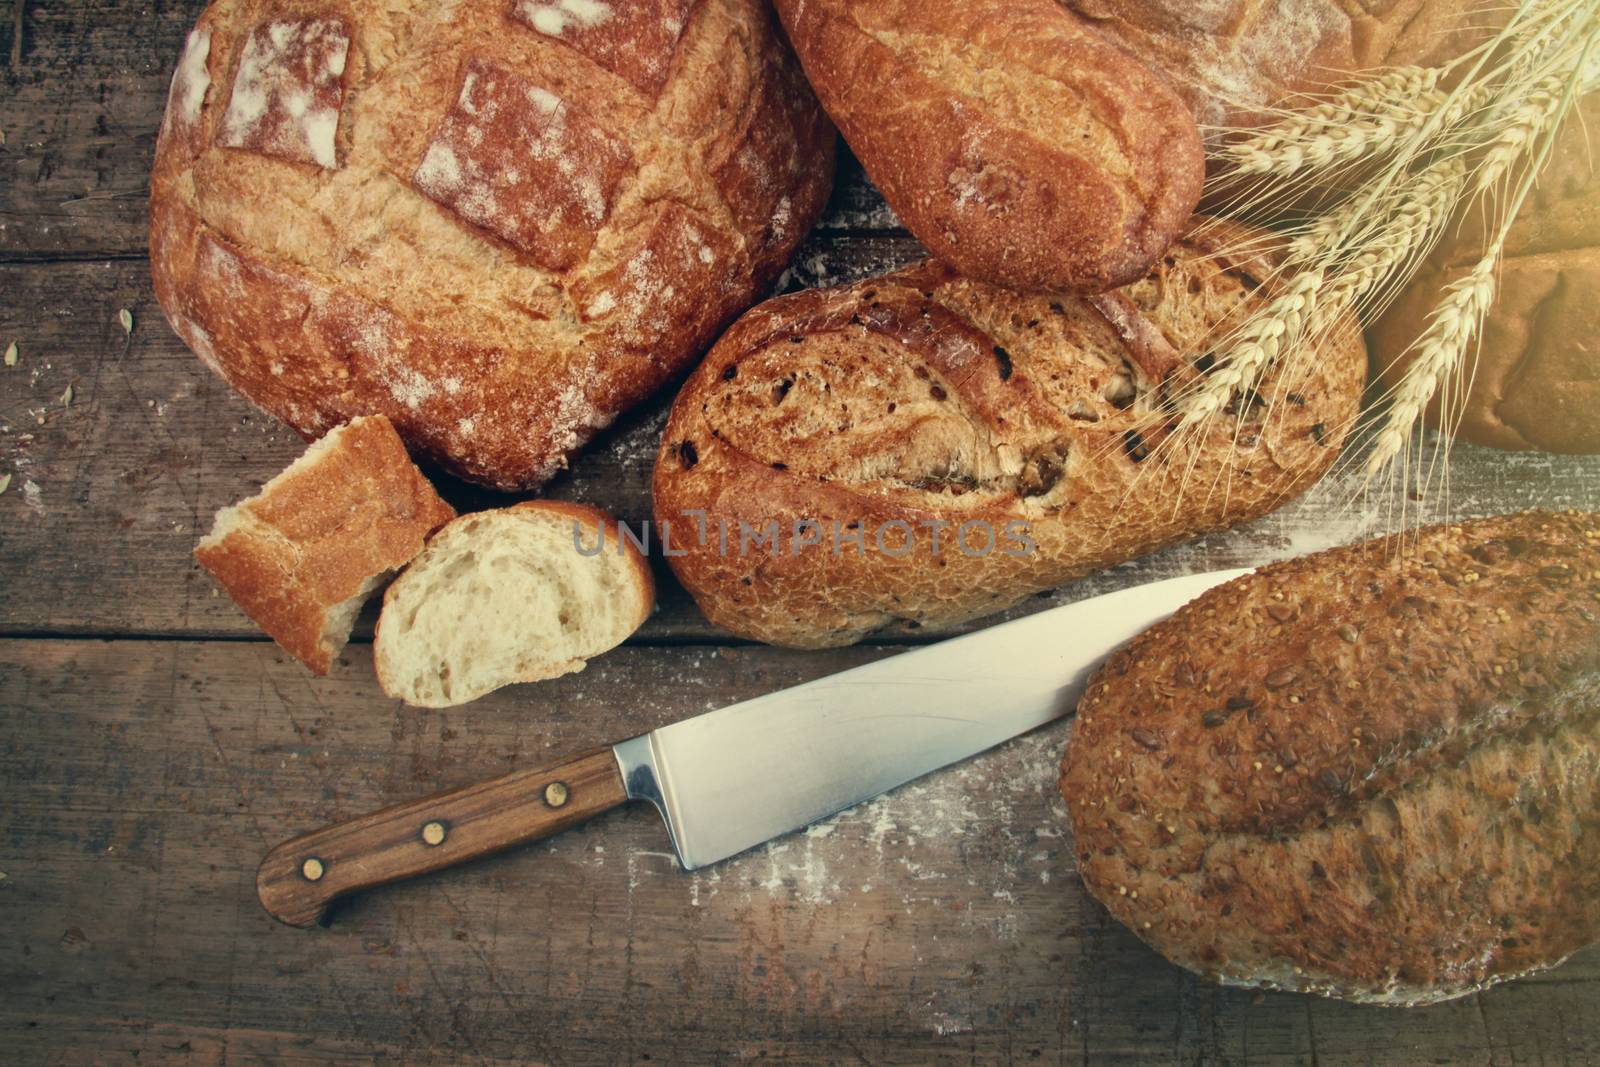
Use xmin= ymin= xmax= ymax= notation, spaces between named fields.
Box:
xmin=151 ymin=0 xmax=834 ymax=491
xmin=195 ymin=416 xmax=456 ymax=674
xmin=1061 ymin=510 xmax=1600 ymax=1004
xmin=773 ymin=0 xmax=1203 ymax=294
xmin=653 ymin=219 xmax=1366 ymax=648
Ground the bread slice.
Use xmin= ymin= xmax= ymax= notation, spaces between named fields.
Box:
xmin=195 ymin=416 xmax=457 ymax=674
xmin=374 ymin=502 xmax=654 ymax=708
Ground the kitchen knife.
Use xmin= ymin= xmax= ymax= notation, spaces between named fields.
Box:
xmin=256 ymin=567 xmax=1248 ymax=926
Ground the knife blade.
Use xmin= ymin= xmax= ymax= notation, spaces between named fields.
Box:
xmin=257 ymin=567 xmax=1247 ymax=926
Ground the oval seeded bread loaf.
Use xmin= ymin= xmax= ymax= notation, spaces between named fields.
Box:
xmin=1061 ymin=510 xmax=1600 ymax=1005
xmin=773 ymin=0 xmax=1204 ymax=295
xmin=653 ymin=218 xmax=1367 ymax=648
xmin=151 ymin=0 xmax=834 ymax=490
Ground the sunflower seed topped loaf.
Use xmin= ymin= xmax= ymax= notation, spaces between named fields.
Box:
xmin=1061 ymin=510 xmax=1600 ymax=1005
xmin=150 ymin=0 xmax=834 ymax=491
xmin=773 ymin=0 xmax=1204 ymax=295
xmin=653 ymin=218 xmax=1366 ymax=648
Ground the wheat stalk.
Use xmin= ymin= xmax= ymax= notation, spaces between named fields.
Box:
xmin=1213 ymin=68 xmax=1447 ymax=178
xmin=1177 ymin=0 xmax=1598 ymax=501
xmin=1364 ymin=259 xmax=1498 ymax=477
xmin=1364 ymin=31 xmax=1596 ymax=478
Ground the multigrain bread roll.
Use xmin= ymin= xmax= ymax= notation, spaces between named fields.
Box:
xmin=653 ymin=219 xmax=1366 ymax=648
xmin=1061 ymin=510 xmax=1600 ymax=1005
xmin=151 ymin=0 xmax=834 ymax=491
xmin=375 ymin=501 xmax=652 ymax=707
xmin=1373 ymin=94 xmax=1600 ymax=454
xmin=195 ymin=415 xmax=456 ymax=674
xmin=773 ymin=0 xmax=1204 ymax=295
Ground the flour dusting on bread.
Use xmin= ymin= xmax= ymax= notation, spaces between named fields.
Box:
xmin=518 ymin=0 xmax=615 ymax=37
xmin=217 ymin=18 xmax=350 ymax=169
xmin=151 ymin=0 xmax=835 ymax=490
xmin=164 ymin=27 xmax=213 ymax=134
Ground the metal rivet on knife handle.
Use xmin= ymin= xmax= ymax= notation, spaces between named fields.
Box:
xmin=420 ymin=821 xmax=447 ymax=847
xmin=544 ymin=782 xmax=569 ymax=808
xmin=301 ymin=857 xmax=325 ymax=882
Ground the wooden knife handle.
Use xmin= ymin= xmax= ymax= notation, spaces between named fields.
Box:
xmin=257 ymin=748 xmax=627 ymax=927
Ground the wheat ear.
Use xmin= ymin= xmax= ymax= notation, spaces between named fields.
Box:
xmin=1365 ymin=29 xmax=1598 ymax=479
xmin=1214 ymin=68 xmax=1446 ymax=178
xmin=1175 ymin=271 xmax=1322 ymax=431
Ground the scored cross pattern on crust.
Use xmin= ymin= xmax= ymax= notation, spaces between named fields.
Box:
xmin=511 ymin=0 xmax=701 ymax=99
xmin=216 ymin=18 xmax=351 ymax=169
xmin=412 ymin=58 xmax=634 ymax=269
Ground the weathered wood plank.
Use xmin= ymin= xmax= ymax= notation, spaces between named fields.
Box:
xmin=0 ymin=0 xmax=891 ymax=264
xmin=3 ymin=638 xmax=1595 ymax=1065
xmin=5 ymin=260 xmax=1600 ymax=647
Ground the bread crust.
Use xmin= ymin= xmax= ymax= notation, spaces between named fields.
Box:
xmin=372 ymin=500 xmax=654 ymax=706
xmin=653 ymin=218 xmax=1367 ymax=648
xmin=774 ymin=0 xmax=1203 ymax=294
xmin=1373 ymin=94 xmax=1600 ymax=454
xmin=1060 ymin=0 xmax=1504 ymax=132
xmin=150 ymin=0 xmax=834 ymax=491
xmin=1061 ymin=510 xmax=1600 ymax=1005
xmin=194 ymin=415 xmax=456 ymax=674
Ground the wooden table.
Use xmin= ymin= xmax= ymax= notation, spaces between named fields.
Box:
xmin=4 ymin=4 xmax=1600 ymax=1064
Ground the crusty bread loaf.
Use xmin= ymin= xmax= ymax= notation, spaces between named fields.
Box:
xmin=653 ymin=218 xmax=1366 ymax=648
xmin=151 ymin=0 xmax=834 ymax=491
xmin=773 ymin=0 xmax=1203 ymax=295
xmin=1061 ymin=510 xmax=1600 ymax=1005
xmin=1061 ymin=0 xmax=1505 ymax=132
xmin=195 ymin=415 xmax=456 ymax=674
xmin=374 ymin=501 xmax=652 ymax=707
xmin=1372 ymin=94 xmax=1600 ymax=454
xmin=1061 ymin=0 xmax=1600 ymax=455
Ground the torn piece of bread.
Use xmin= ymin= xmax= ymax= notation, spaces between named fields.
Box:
xmin=374 ymin=502 xmax=654 ymax=708
xmin=195 ymin=415 xmax=456 ymax=674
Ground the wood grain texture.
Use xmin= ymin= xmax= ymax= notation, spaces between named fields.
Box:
xmin=4 ymin=0 xmax=1600 ymax=1059
xmin=259 ymin=748 xmax=626 ymax=927
xmin=4 ymin=639 xmax=1600 ymax=1065
xmin=3 ymin=254 xmax=1600 ymax=646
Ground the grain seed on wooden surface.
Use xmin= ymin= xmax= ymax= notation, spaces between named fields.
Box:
xmin=59 ymin=384 xmax=73 ymax=407
xmin=0 ymin=473 xmax=10 ymax=495
xmin=4 ymin=341 xmax=16 ymax=367
xmin=117 ymin=308 xmax=133 ymax=335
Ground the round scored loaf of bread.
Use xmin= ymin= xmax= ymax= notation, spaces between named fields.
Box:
xmin=150 ymin=0 xmax=834 ymax=490
xmin=1061 ymin=510 xmax=1600 ymax=1004
xmin=653 ymin=219 xmax=1367 ymax=648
